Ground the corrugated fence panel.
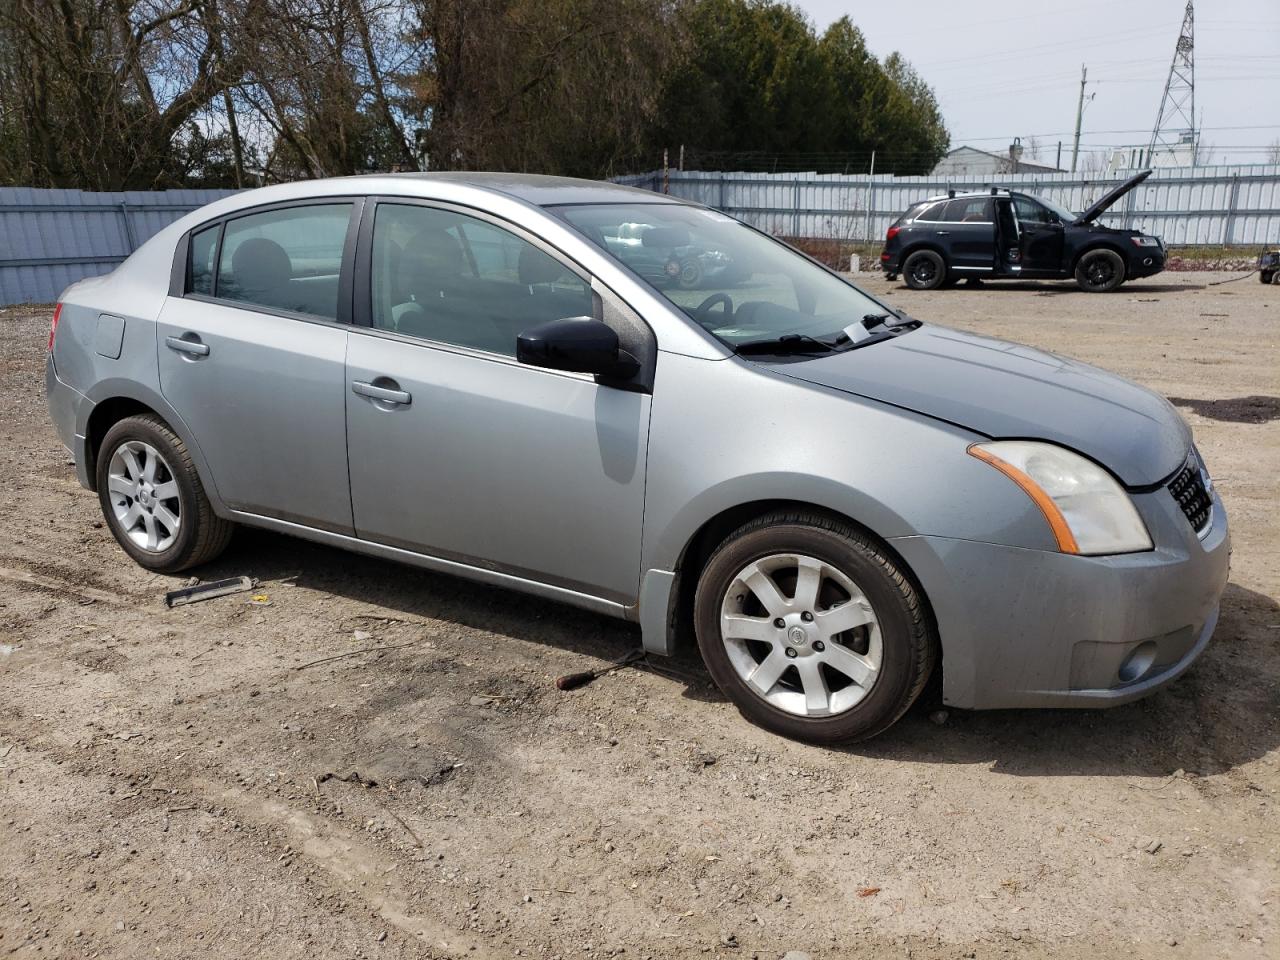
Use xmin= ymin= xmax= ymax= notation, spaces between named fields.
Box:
xmin=0 ymin=187 xmax=236 ymax=305
xmin=619 ymin=164 xmax=1280 ymax=249
xmin=5 ymin=169 xmax=1277 ymax=305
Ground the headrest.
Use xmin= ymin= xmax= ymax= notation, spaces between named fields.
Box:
xmin=518 ymin=245 xmax=567 ymax=285
xmin=230 ymin=238 xmax=292 ymax=295
xmin=402 ymin=228 xmax=464 ymax=278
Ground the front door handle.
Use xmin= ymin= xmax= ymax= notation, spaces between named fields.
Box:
xmin=935 ymin=230 xmax=951 ymax=236
xmin=165 ymin=335 xmax=210 ymax=357
xmin=352 ymin=380 xmax=412 ymax=406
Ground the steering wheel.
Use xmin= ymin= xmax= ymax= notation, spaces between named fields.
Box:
xmin=693 ymin=292 xmax=733 ymax=330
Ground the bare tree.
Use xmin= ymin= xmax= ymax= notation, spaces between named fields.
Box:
xmin=1269 ymin=139 xmax=1280 ymax=165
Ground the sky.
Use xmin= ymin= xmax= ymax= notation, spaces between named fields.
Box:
xmin=792 ymin=0 xmax=1280 ymax=167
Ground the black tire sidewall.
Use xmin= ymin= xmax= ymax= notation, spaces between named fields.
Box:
xmin=694 ymin=523 xmax=922 ymax=744
xmin=96 ymin=417 xmax=202 ymax=571
xmin=1075 ymin=249 xmax=1125 ymax=292
xmin=903 ymin=251 xmax=945 ymax=290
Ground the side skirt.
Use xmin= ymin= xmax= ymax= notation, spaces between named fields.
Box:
xmin=225 ymin=510 xmax=633 ymax=622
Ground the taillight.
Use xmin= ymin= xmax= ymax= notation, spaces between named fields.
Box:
xmin=48 ymin=303 xmax=63 ymax=353
xmin=886 ymin=226 xmax=901 ymax=241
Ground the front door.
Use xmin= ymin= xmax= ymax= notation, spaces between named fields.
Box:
xmin=156 ymin=201 xmax=358 ymax=533
xmin=1014 ymin=197 xmax=1066 ymax=275
xmin=344 ymin=201 xmax=651 ymax=603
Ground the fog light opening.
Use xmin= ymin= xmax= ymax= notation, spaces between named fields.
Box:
xmin=1118 ymin=641 xmax=1158 ymax=684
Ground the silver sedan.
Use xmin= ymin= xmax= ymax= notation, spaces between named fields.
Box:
xmin=44 ymin=174 xmax=1230 ymax=743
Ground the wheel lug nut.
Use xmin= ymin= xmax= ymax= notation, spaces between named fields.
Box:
xmin=813 ymin=641 xmax=825 ymax=652
xmin=784 ymin=647 xmax=798 ymax=659
xmin=774 ymin=618 xmax=786 ymax=629
xmin=801 ymin=611 xmax=814 ymax=622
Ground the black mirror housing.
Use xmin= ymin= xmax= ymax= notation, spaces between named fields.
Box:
xmin=517 ymin=317 xmax=640 ymax=381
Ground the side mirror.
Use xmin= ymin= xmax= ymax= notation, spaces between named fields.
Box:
xmin=517 ymin=317 xmax=640 ymax=381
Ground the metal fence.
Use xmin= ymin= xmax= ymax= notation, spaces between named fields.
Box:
xmin=615 ymin=164 xmax=1280 ymax=247
xmin=0 ymin=187 xmax=236 ymax=305
xmin=4 ymin=166 xmax=1278 ymax=305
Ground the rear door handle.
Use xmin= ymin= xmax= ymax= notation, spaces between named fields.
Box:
xmin=352 ymin=380 xmax=412 ymax=406
xmin=165 ymin=335 xmax=209 ymax=357
xmin=935 ymin=230 xmax=950 ymax=236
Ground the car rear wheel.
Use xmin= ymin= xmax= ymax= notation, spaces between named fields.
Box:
xmin=1074 ymin=249 xmax=1126 ymax=292
xmin=96 ymin=414 xmax=233 ymax=573
xmin=693 ymin=511 xmax=937 ymax=744
xmin=902 ymin=250 xmax=946 ymax=290
xmin=1262 ymin=270 xmax=1275 ymax=285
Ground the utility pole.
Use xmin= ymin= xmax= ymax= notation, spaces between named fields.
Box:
xmin=1071 ymin=64 xmax=1088 ymax=173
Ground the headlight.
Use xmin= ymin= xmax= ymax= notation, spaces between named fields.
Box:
xmin=1131 ymin=236 xmax=1160 ymax=247
xmin=969 ymin=441 xmax=1153 ymax=555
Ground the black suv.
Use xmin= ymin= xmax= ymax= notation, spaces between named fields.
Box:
xmin=881 ymin=171 xmax=1165 ymax=293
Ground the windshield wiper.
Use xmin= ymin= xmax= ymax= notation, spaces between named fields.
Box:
xmin=734 ymin=333 xmax=837 ymax=356
xmin=862 ymin=312 xmax=920 ymax=331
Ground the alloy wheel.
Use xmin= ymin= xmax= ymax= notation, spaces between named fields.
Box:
xmin=106 ymin=440 xmax=181 ymax=552
xmin=719 ymin=553 xmax=883 ymax=717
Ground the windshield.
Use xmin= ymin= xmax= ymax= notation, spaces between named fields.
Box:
xmin=552 ymin=203 xmax=895 ymax=349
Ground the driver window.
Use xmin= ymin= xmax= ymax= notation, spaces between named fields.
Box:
xmin=370 ymin=203 xmax=594 ymax=357
xmin=1013 ymin=198 xmax=1053 ymax=225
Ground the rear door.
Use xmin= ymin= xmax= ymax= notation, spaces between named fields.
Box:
xmin=938 ymin=197 xmax=996 ymax=272
xmin=157 ymin=199 xmax=360 ymax=533
xmin=344 ymin=200 xmax=652 ymax=603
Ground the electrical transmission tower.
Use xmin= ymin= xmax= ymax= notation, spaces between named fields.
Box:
xmin=1148 ymin=0 xmax=1197 ymax=167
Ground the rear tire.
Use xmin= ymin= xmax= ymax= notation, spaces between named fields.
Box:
xmin=903 ymin=250 xmax=946 ymax=290
xmin=96 ymin=414 xmax=233 ymax=573
xmin=1074 ymin=249 xmax=1126 ymax=292
xmin=1262 ymin=270 xmax=1275 ymax=285
xmin=693 ymin=511 xmax=937 ymax=744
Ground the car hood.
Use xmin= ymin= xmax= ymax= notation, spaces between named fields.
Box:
xmin=1074 ymin=169 xmax=1152 ymax=224
xmin=778 ymin=325 xmax=1190 ymax=487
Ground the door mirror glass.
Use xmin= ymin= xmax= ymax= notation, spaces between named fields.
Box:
xmin=517 ymin=317 xmax=639 ymax=380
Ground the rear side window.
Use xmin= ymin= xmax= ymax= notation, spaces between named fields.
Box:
xmin=188 ymin=225 xmax=219 ymax=295
xmin=370 ymin=203 xmax=593 ymax=357
xmin=941 ymin=198 xmax=993 ymax=222
xmin=215 ymin=204 xmax=353 ymax=319
xmin=914 ymin=202 xmax=946 ymax=222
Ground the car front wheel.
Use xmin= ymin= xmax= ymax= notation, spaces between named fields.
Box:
xmin=96 ymin=414 xmax=234 ymax=573
xmin=1074 ymin=249 xmax=1126 ymax=292
xmin=694 ymin=512 xmax=937 ymax=744
xmin=902 ymin=250 xmax=946 ymax=290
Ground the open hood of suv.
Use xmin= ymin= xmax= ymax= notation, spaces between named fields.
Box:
xmin=777 ymin=325 xmax=1190 ymax=487
xmin=1074 ymin=169 xmax=1152 ymax=224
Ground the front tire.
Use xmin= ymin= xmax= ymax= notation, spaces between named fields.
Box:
xmin=1262 ymin=270 xmax=1275 ymax=285
xmin=96 ymin=414 xmax=233 ymax=573
xmin=902 ymin=250 xmax=946 ymax=290
xmin=1074 ymin=249 xmax=1126 ymax=292
xmin=693 ymin=512 xmax=937 ymax=744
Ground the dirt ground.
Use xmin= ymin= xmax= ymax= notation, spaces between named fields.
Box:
xmin=1 ymin=271 xmax=1277 ymax=960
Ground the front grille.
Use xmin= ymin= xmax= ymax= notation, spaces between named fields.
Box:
xmin=1168 ymin=459 xmax=1212 ymax=534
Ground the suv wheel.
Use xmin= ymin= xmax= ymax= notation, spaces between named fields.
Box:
xmin=1074 ymin=249 xmax=1126 ymax=292
xmin=902 ymin=250 xmax=946 ymax=290
xmin=96 ymin=414 xmax=234 ymax=573
xmin=694 ymin=512 xmax=937 ymax=744
xmin=1262 ymin=270 xmax=1275 ymax=285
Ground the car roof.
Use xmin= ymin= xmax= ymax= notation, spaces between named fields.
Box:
xmin=347 ymin=172 xmax=681 ymax=207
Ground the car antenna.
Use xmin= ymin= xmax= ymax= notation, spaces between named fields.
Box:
xmin=948 ymin=189 xmax=956 ymax=198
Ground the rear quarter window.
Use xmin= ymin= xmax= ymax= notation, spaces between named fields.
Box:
xmin=188 ymin=225 xmax=219 ymax=295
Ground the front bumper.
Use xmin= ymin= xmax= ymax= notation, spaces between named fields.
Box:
xmin=1128 ymin=245 xmax=1166 ymax=279
xmin=890 ymin=482 xmax=1230 ymax=710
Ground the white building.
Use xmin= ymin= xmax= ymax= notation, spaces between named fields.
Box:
xmin=931 ymin=146 xmax=1063 ymax=177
